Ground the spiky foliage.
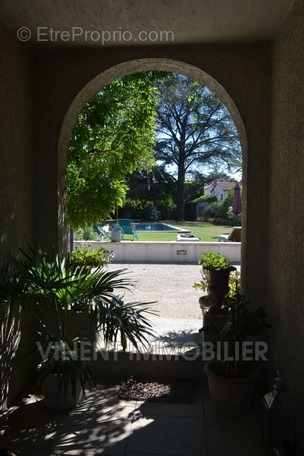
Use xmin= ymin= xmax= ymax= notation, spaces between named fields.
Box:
xmin=9 ymin=246 xmax=156 ymax=397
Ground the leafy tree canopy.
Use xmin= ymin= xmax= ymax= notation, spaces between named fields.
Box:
xmin=154 ymin=73 xmax=241 ymax=220
xmin=67 ymin=72 xmax=161 ymax=228
xmin=67 ymin=71 xmax=242 ymax=227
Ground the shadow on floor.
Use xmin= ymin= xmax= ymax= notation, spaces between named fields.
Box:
xmin=0 ymin=382 xmax=266 ymax=456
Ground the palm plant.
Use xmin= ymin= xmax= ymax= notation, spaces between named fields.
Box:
xmin=9 ymin=245 xmax=156 ymax=400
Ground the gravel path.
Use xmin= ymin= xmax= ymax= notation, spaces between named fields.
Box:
xmin=108 ymin=262 xmax=203 ymax=320
xmin=108 ymin=262 xmax=204 ymax=342
xmin=105 ymin=262 xmax=239 ymax=348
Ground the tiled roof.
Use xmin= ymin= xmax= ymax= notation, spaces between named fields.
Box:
xmin=216 ymin=181 xmax=236 ymax=191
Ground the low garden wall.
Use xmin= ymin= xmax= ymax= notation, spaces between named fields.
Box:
xmin=73 ymin=240 xmax=241 ymax=263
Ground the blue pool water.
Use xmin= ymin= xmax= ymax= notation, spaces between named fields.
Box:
xmin=134 ymin=222 xmax=189 ymax=232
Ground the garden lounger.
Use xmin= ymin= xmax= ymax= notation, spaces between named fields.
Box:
xmin=117 ymin=219 xmax=138 ymax=241
xmin=218 ymin=226 xmax=241 ymax=242
xmin=93 ymin=223 xmax=111 ymax=240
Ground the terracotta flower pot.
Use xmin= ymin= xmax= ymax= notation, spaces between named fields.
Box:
xmin=204 ymin=361 xmax=257 ymax=415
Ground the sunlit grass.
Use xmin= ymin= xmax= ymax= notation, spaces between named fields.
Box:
xmin=132 ymin=221 xmax=232 ymax=242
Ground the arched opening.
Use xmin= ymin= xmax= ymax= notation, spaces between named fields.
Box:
xmin=58 ymin=61 xmax=247 ymax=339
xmin=58 ymin=58 xmax=247 ymax=250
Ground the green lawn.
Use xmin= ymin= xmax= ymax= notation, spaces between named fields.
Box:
xmin=127 ymin=221 xmax=232 ymax=242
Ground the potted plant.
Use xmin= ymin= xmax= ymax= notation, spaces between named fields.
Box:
xmin=202 ymin=293 xmax=271 ymax=415
xmin=10 ymin=245 xmax=156 ymax=410
xmin=194 ymin=252 xmax=236 ymax=314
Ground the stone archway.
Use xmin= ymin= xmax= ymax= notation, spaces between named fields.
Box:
xmin=58 ymin=57 xmax=247 ymax=255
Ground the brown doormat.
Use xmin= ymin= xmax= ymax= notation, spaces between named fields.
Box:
xmin=118 ymin=377 xmax=195 ymax=402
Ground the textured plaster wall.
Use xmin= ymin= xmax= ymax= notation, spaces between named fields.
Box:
xmin=0 ymin=26 xmax=34 ymax=254
xmin=0 ymin=27 xmax=37 ymax=407
xmin=268 ymin=0 xmax=304 ymax=425
xmin=34 ymin=44 xmax=271 ymax=308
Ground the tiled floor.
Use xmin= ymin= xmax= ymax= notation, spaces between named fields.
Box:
xmin=0 ymin=382 xmax=267 ymax=456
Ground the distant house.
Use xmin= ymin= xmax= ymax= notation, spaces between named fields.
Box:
xmin=204 ymin=181 xmax=237 ymax=202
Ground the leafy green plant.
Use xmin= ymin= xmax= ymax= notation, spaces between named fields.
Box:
xmin=198 ymin=252 xmax=231 ymax=270
xmin=194 ymin=268 xmax=241 ymax=299
xmin=191 ymin=194 xmax=217 ymax=204
xmin=67 ymin=72 xmax=160 ymax=228
xmin=202 ymin=294 xmax=271 ymax=378
xmin=194 ymin=252 xmax=240 ymax=315
xmin=97 ymin=294 xmax=156 ymax=350
xmin=73 ymin=227 xmax=100 ymax=241
xmin=10 ymin=245 xmax=156 ymax=398
xmin=70 ymin=245 xmax=113 ymax=267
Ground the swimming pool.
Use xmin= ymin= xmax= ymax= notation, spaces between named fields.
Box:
xmin=134 ymin=222 xmax=190 ymax=233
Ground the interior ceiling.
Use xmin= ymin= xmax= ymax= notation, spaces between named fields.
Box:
xmin=0 ymin=0 xmax=295 ymax=47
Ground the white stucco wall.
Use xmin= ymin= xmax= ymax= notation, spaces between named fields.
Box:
xmin=73 ymin=241 xmax=241 ymax=264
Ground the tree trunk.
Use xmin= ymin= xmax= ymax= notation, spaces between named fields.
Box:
xmin=176 ymin=164 xmax=185 ymax=221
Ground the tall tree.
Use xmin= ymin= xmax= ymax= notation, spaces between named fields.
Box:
xmin=67 ymin=72 xmax=160 ymax=228
xmin=155 ymin=74 xmax=241 ymax=220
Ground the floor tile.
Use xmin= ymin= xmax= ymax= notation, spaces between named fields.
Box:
xmin=47 ymin=416 xmax=131 ymax=455
xmin=127 ymin=415 xmax=206 ymax=456
xmin=0 ymin=384 xmax=135 ymax=456
xmin=0 ymin=379 xmax=268 ymax=455
xmin=204 ymin=409 xmax=266 ymax=456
